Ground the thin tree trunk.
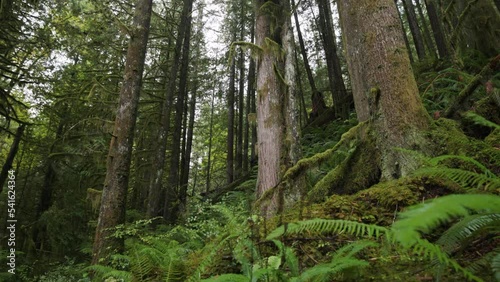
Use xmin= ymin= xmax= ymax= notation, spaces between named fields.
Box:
xmin=316 ymin=0 xmax=350 ymax=119
xmin=164 ymin=6 xmax=193 ymax=223
xmin=235 ymin=6 xmax=245 ymax=179
xmin=0 ymin=124 xmax=25 ymax=193
xmin=227 ymin=29 xmax=237 ymax=185
xmin=91 ymin=0 xmax=152 ymax=264
xmin=394 ymin=0 xmax=415 ymax=63
xmin=415 ymin=0 xmax=436 ymax=57
xmin=425 ymin=0 xmax=449 ymax=58
xmin=206 ymin=63 xmax=217 ymax=193
xmin=292 ymin=0 xmax=326 ymax=119
xmin=146 ymin=0 xmax=193 ymax=218
xmin=401 ymin=0 xmax=427 ymax=60
xmin=244 ymin=15 xmax=256 ymax=174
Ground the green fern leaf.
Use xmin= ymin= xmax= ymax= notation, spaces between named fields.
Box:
xmin=393 ymin=194 xmax=500 ymax=247
xmin=413 ymin=167 xmax=500 ymax=191
xmin=266 ymin=219 xmax=389 ymax=241
xmin=464 ymin=111 xmax=500 ymax=130
xmin=437 ymin=213 xmax=500 ymax=254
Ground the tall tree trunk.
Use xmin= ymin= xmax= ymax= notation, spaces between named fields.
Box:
xmin=425 ymin=0 xmax=449 ymax=58
xmin=235 ymin=8 xmax=245 ymax=179
xmin=244 ymin=16 xmax=256 ymax=174
xmin=316 ymin=0 xmax=350 ymax=119
xmin=292 ymin=0 xmax=326 ymax=118
xmin=401 ymin=0 xmax=427 ymax=60
xmin=206 ymin=82 xmax=215 ymax=193
xmin=255 ymin=0 xmax=299 ymax=218
xmin=415 ymin=0 xmax=436 ymax=57
xmin=227 ymin=30 xmax=237 ymax=185
xmin=0 ymin=124 xmax=25 ymax=193
xmin=164 ymin=6 xmax=193 ymax=223
xmin=394 ymin=0 xmax=415 ymax=63
xmin=338 ymin=0 xmax=429 ymax=180
xmin=92 ymin=0 xmax=152 ymax=264
xmin=146 ymin=0 xmax=193 ymax=218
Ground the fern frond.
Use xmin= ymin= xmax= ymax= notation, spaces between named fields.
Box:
xmin=85 ymin=265 xmax=132 ymax=281
xmin=466 ymin=248 xmax=500 ymax=274
xmin=295 ymin=257 xmax=369 ymax=282
xmin=437 ymin=213 xmax=500 ymax=254
xmin=392 ymin=194 xmax=500 ymax=247
xmin=464 ymin=111 xmax=500 ymax=130
xmin=413 ymin=167 xmax=500 ymax=191
xmin=409 ymin=238 xmax=482 ymax=281
xmin=271 ymin=239 xmax=300 ymax=277
xmin=266 ymin=219 xmax=389 ymax=241
xmin=492 ymin=252 xmax=500 ymax=281
xmin=427 ymin=155 xmax=496 ymax=177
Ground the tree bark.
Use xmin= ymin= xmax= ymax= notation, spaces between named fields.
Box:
xmin=244 ymin=15 xmax=256 ymax=174
xmin=227 ymin=29 xmax=237 ymax=185
xmin=338 ymin=0 xmax=430 ymax=180
xmin=401 ymin=0 xmax=427 ymax=60
xmin=235 ymin=12 xmax=245 ymax=180
xmin=92 ymin=0 xmax=152 ymax=264
xmin=255 ymin=0 xmax=299 ymax=218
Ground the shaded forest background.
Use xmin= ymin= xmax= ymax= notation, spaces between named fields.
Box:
xmin=0 ymin=0 xmax=499 ymax=281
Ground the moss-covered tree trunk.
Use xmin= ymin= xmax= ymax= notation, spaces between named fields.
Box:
xmin=338 ymin=0 xmax=430 ymax=180
xmin=92 ymin=0 xmax=152 ymax=264
xmin=255 ymin=0 xmax=299 ymax=218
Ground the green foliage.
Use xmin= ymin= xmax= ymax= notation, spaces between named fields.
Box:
xmin=464 ymin=111 xmax=500 ymax=130
xmin=412 ymin=155 xmax=500 ymax=192
xmin=267 ymin=219 xmax=389 ymax=241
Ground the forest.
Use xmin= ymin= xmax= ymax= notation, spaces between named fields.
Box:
xmin=1 ymin=0 xmax=499 ymax=281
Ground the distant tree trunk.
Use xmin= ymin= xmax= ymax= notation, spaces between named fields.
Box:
xmin=316 ymin=0 xmax=350 ymax=119
xmin=255 ymin=0 xmax=299 ymax=218
xmin=415 ymin=0 xmax=436 ymax=57
xmin=146 ymin=0 xmax=193 ymax=218
xmin=91 ymin=0 xmax=152 ymax=264
xmin=338 ymin=0 xmax=429 ymax=180
xmin=293 ymin=41 xmax=309 ymax=127
xmin=401 ymin=0 xmax=427 ymax=60
xmin=0 ymin=124 xmax=25 ymax=193
xmin=292 ymin=0 xmax=326 ymax=119
xmin=180 ymin=52 xmax=199 ymax=206
xmin=206 ymin=83 xmax=215 ymax=193
xmin=227 ymin=30 xmax=236 ymax=185
xmin=425 ymin=0 xmax=449 ymax=58
xmin=235 ymin=10 xmax=245 ymax=179
xmin=244 ymin=16 xmax=256 ymax=174
xmin=165 ymin=6 xmax=193 ymax=223
xmin=394 ymin=0 xmax=415 ymax=63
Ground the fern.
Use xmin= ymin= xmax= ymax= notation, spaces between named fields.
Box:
xmin=291 ymin=241 xmax=375 ymax=282
xmin=266 ymin=219 xmax=389 ymax=241
xmin=392 ymin=194 xmax=500 ymax=247
xmin=85 ymin=264 xmax=132 ymax=281
xmin=413 ymin=154 xmax=500 ymax=192
xmin=392 ymin=194 xmax=500 ymax=281
xmin=464 ymin=111 xmax=500 ymax=130
xmin=437 ymin=213 xmax=500 ymax=254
